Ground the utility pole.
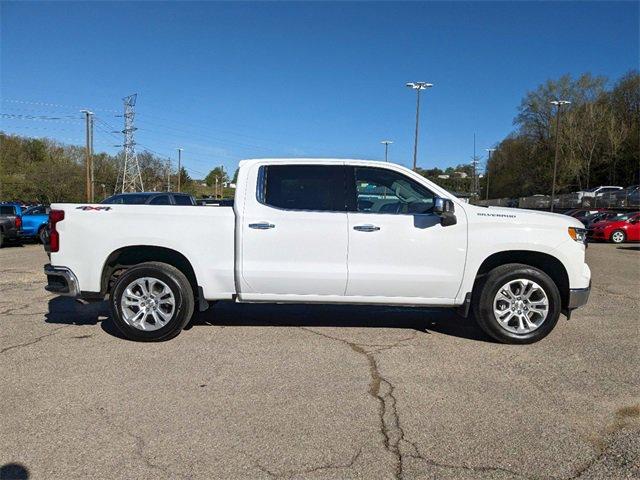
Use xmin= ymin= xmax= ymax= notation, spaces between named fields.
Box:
xmin=549 ymin=100 xmax=571 ymax=212
xmin=471 ymin=133 xmax=480 ymax=199
xmin=177 ymin=148 xmax=183 ymax=192
xmin=381 ymin=140 xmax=393 ymax=162
xmin=406 ymin=82 xmax=433 ymax=170
xmin=81 ymin=110 xmax=94 ymax=202
xmin=166 ymin=158 xmax=171 ymax=191
xmin=120 ymin=94 xmax=144 ymax=193
xmin=485 ymin=148 xmax=496 ymax=200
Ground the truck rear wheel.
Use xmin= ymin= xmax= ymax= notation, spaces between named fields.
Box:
xmin=472 ymin=263 xmax=561 ymax=344
xmin=109 ymin=262 xmax=195 ymax=341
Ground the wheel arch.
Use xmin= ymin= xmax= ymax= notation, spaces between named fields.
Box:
xmin=100 ymin=245 xmax=199 ymax=298
xmin=473 ymin=250 xmax=570 ymax=309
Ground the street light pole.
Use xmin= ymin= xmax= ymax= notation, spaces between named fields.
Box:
xmin=406 ymin=82 xmax=433 ymax=170
xmin=80 ymin=110 xmax=94 ymax=202
xmin=549 ymin=100 xmax=571 ymax=212
xmin=177 ymin=148 xmax=183 ymax=192
xmin=485 ymin=148 xmax=496 ymax=200
xmin=381 ymin=140 xmax=393 ymax=162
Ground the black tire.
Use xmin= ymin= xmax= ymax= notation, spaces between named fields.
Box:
xmin=610 ymin=229 xmax=626 ymax=244
xmin=472 ymin=263 xmax=561 ymax=344
xmin=109 ymin=262 xmax=195 ymax=342
xmin=0 ymin=230 xmax=4 ymax=248
xmin=38 ymin=226 xmax=48 ymax=245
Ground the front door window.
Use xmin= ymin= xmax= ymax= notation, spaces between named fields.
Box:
xmin=353 ymin=167 xmax=435 ymax=214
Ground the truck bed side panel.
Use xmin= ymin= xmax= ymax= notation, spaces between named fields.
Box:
xmin=49 ymin=204 xmax=236 ymax=300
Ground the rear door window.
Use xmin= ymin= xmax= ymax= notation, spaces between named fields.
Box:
xmin=259 ymin=165 xmax=346 ymax=212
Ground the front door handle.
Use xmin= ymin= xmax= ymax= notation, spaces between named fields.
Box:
xmin=353 ymin=224 xmax=380 ymax=232
xmin=249 ymin=222 xmax=275 ymax=230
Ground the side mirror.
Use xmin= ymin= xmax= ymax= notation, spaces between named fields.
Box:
xmin=434 ymin=197 xmax=457 ymax=226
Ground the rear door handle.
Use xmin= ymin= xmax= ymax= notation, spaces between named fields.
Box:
xmin=249 ymin=222 xmax=275 ymax=230
xmin=353 ymin=224 xmax=380 ymax=232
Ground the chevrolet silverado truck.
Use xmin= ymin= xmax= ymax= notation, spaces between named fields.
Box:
xmin=44 ymin=159 xmax=591 ymax=344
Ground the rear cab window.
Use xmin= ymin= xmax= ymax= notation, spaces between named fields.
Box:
xmin=150 ymin=195 xmax=170 ymax=205
xmin=102 ymin=194 xmax=152 ymax=205
xmin=173 ymin=194 xmax=194 ymax=206
xmin=0 ymin=206 xmax=16 ymax=215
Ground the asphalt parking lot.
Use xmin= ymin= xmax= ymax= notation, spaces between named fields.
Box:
xmin=1 ymin=243 xmax=639 ymax=480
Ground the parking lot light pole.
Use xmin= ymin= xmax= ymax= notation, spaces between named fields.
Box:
xmin=549 ymin=100 xmax=571 ymax=212
xmin=381 ymin=140 xmax=393 ymax=162
xmin=177 ymin=148 xmax=183 ymax=192
xmin=485 ymin=148 xmax=496 ymax=200
xmin=406 ymin=82 xmax=433 ymax=170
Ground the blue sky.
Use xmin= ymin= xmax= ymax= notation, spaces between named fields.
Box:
xmin=1 ymin=1 xmax=637 ymax=178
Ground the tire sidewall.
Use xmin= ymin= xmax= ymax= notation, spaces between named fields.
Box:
xmin=38 ymin=226 xmax=48 ymax=244
xmin=475 ymin=266 xmax=561 ymax=344
xmin=610 ymin=230 xmax=625 ymax=244
xmin=110 ymin=264 xmax=191 ymax=341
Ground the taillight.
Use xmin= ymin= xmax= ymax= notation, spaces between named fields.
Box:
xmin=15 ymin=216 xmax=22 ymax=230
xmin=49 ymin=210 xmax=65 ymax=252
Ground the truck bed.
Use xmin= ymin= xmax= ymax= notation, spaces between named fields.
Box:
xmin=49 ymin=204 xmax=236 ymax=299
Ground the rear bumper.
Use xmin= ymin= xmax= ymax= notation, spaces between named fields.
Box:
xmin=44 ymin=264 xmax=79 ymax=297
xmin=3 ymin=226 xmax=19 ymax=239
xmin=567 ymin=282 xmax=591 ymax=310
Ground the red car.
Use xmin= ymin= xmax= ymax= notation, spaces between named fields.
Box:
xmin=588 ymin=212 xmax=640 ymax=243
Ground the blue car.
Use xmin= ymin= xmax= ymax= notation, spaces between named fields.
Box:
xmin=20 ymin=205 xmax=50 ymax=243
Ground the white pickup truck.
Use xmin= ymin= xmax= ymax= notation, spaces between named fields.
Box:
xmin=44 ymin=159 xmax=591 ymax=344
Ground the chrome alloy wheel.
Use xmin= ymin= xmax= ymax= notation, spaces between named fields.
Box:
xmin=493 ymin=279 xmax=549 ymax=335
xmin=611 ymin=231 xmax=625 ymax=243
xmin=120 ymin=277 xmax=176 ymax=331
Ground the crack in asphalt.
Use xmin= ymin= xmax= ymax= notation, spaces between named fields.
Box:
xmin=0 ymin=325 xmax=71 ymax=354
xmin=251 ymin=446 xmax=363 ymax=479
xmin=300 ymin=327 xmax=539 ymax=480
xmin=96 ymin=407 xmax=194 ymax=479
xmin=565 ymin=405 xmax=640 ymax=480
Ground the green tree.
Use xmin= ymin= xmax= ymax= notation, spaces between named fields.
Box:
xmin=205 ymin=166 xmax=228 ymax=186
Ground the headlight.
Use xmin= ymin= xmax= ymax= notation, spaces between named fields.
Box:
xmin=568 ymin=227 xmax=587 ymax=243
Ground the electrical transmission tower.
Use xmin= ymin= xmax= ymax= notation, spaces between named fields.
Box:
xmin=119 ymin=94 xmax=144 ymax=193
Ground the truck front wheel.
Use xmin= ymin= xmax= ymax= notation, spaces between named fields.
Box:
xmin=109 ymin=262 xmax=195 ymax=341
xmin=472 ymin=263 xmax=561 ymax=344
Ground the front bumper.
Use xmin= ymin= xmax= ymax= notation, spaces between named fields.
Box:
xmin=44 ymin=264 xmax=79 ymax=297
xmin=567 ymin=282 xmax=591 ymax=310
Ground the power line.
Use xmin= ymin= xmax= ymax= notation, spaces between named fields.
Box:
xmin=1 ymin=98 xmax=119 ymax=113
xmin=1 ymin=112 xmax=82 ymax=123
